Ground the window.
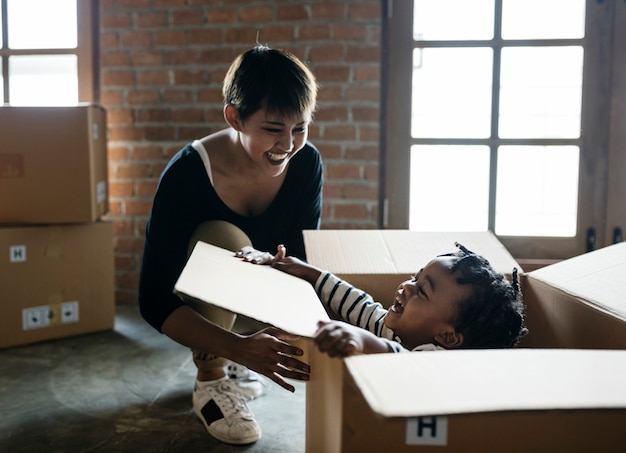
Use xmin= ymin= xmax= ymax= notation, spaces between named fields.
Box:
xmin=0 ymin=0 xmax=98 ymax=105
xmin=382 ymin=0 xmax=626 ymax=261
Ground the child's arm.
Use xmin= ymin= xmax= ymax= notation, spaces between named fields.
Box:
xmin=314 ymin=320 xmax=403 ymax=357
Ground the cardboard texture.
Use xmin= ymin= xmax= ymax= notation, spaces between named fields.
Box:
xmin=174 ymin=241 xmax=330 ymax=338
xmin=0 ymin=221 xmax=115 ymax=349
xmin=521 ymin=241 xmax=626 ymax=349
xmin=0 ymin=104 xmax=108 ymax=224
xmin=303 ymin=230 xmax=521 ymax=308
xmin=343 ymin=350 xmax=626 ymax=452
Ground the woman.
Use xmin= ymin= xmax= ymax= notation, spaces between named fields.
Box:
xmin=138 ymin=45 xmax=322 ymax=445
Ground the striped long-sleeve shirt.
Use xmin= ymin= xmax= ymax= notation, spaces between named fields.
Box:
xmin=313 ymin=272 xmax=443 ymax=353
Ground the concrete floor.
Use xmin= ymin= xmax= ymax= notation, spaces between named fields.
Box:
xmin=0 ymin=305 xmax=306 ymax=453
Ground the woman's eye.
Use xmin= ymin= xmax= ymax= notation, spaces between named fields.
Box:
xmin=294 ymin=126 xmax=306 ymax=133
xmin=265 ymin=128 xmax=281 ymax=133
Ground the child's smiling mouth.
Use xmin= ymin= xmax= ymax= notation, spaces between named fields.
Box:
xmin=390 ymin=299 xmax=405 ymax=314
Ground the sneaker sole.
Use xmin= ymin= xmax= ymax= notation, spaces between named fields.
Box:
xmin=193 ymin=405 xmax=261 ymax=445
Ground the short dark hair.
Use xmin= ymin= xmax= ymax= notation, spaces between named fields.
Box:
xmin=222 ymin=45 xmax=318 ymax=122
xmin=443 ymin=243 xmax=528 ymax=348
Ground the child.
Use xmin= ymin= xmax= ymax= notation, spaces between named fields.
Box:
xmin=139 ymin=45 xmax=321 ymax=445
xmin=242 ymin=242 xmax=527 ymax=357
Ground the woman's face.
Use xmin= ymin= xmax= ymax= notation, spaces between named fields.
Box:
xmin=236 ymin=107 xmax=311 ymax=177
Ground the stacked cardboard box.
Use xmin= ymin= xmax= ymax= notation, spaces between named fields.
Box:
xmin=0 ymin=104 xmax=115 ymax=349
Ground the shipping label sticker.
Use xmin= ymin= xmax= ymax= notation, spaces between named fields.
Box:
xmin=22 ymin=305 xmax=51 ymax=330
xmin=406 ymin=416 xmax=448 ymax=446
xmin=10 ymin=245 xmax=26 ymax=262
xmin=0 ymin=154 xmax=24 ymax=178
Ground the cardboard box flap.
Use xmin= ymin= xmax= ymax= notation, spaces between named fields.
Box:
xmin=345 ymin=349 xmax=626 ymax=418
xmin=304 ymin=230 xmax=521 ymax=276
xmin=174 ymin=241 xmax=330 ymax=338
xmin=528 ymin=242 xmax=626 ymax=321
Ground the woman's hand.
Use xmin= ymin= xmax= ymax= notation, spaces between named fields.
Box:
xmin=235 ymin=327 xmax=310 ymax=393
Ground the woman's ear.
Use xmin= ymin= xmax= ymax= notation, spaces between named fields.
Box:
xmin=224 ymin=104 xmax=243 ymax=131
xmin=434 ymin=330 xmax=464 ymax=349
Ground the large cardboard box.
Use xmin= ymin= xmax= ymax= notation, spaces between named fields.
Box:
xmin=0 ymin=221 xmax=115 ymax=349
xmin=0 ymin=104 xmax=108 ymax=224
xmin=342 ymin=349 xmax=626 ymax=452
xmin=303 ymin=230 xmax=525 ymax=452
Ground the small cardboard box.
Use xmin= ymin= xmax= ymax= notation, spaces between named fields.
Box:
xmin=0 ymin=221 xmax=115 ymax=349
xmin=303 ymin=230 xmax=521 ymax=308
xmin=0 ymin=104 xmax=108 ymax=224
xmin=521 ymin=241 xmax=626 ymax=349
xmin=342 ymin=349 xmax=626 ymax=452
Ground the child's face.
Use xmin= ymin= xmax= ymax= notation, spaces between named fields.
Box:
xmin=237 ymin=107 xmax=311 ymax=177
xmin=384 ymin=256 xmax=471 ymax=350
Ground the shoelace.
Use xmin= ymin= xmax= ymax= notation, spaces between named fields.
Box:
xmin=207 ymin=382 xmax=253 ymax=421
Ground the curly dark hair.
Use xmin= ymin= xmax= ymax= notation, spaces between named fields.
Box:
xmin=441 ymin=242 xmax=528 ymax=348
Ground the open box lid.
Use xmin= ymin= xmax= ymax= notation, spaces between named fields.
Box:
xmin=526 ymin=242 xmax=626 ymax=321
xmin=174 ymin=241 xmax=330 ymax=338
xmin=344 ymin=348 xmax=626 ymax=418
xmin=303 ymin=230 xmax=521 ymax=277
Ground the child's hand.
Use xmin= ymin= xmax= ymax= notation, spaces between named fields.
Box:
xmin=314 ymin=321 xmax=364 ymax=358
xmin=236 ymin=245 xmax=280 ymax=264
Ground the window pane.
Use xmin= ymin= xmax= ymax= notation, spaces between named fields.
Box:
xmin=495 ymin=146 xmax=579 ymax=237
xmin=9 ymin=55 xmax=78 ymax=106
xmin=410 ymin=145 xmax=490 ymax=231
xmin=412 ymin=48 xmax=493 ymax=138
xmin=8 ymin=0 xmax=77 ymax=49
xmin=414 ymin=0 xmax=494 ymax=40
xmin=499 ymin=46 xmax=583 ymax=139
xmin=502 ymin=0 xmax=586 ymax=39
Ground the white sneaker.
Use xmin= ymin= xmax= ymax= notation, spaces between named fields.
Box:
xmin=226 ymin=362 xmax=271 ymax=401
xmin=193 ymin=378 xmax=262 ymax=445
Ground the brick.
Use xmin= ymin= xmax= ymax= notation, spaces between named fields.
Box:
xmin=124 ymin=200 xmax=153 ymax=216
xmin=299 ymin=24 xmax=331 ymax=40
xmin=102 ymin=70 xmax=134 ymax=86
xmin=116 ymin=163 xmax=152 ymax=179
xmin=326 ymin=162 xmax=361 ymax=180
xmin=131 ymin=145 xmax=164 ymax=160
xmin=136 ymin=11 xmax=168 ymax=28
xmin=127 ymin=89 xmax=160 ymax=104
xmin=109 ymin=181 xmax=135 ymax=197
xmin=323 ymin=124 xmax=357 ymax=141
xmin=120 ymin=31 xmax=152 ymax=48
xmin=277 ymin=6 xmax=308 ymax=21
xmin=240 ymin=6 xmax=273 ymax=23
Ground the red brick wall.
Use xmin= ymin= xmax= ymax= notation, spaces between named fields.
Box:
xmin=100 ymin=0 xmax=383 ymax=304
